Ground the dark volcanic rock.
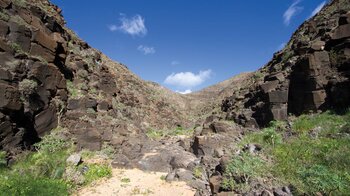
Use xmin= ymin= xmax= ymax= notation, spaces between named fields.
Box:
xmin=222 ymin=0 xmax=350 ymax=127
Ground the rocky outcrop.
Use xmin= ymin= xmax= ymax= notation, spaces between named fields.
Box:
xmin=222 ymin=0 xmax=350 ymax=127
xmin=0 ymin=0 xmax=69 ymax=152
xmin=0 ymin=0 xmax=192 ymax=153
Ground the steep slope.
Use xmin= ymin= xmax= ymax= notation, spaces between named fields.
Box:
xmin=0 ymin=0 xmax=193 ymax=154
xmin=222 ymin=0 xmax=350 ymax=127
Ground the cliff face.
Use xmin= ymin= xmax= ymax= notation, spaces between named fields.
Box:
xmin=222 ymin=0 xmax=350 ymax=127
xmin=0 ymin=0 xmax=193 ymax=153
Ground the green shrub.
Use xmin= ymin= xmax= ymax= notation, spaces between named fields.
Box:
xmin=0 ymin=10 xmax=9 ymax=21
xmin=146 ymin=129 xmax=164 ymax=140
xmin=121 ymin=177 xmax=131 ymax=183
xmin=34 ymin=129 xmax=68 ymax=153
xmin=19 ymin=79 xmax=38 ymax=96
xmin=262 ymin=128 xmax=283 ymax=147
xmin=10 ymin=42 xmax=25 ymax=54
xmin=170 ymin=126 xmax=194 ymax=136
xmin=66 ymin=80 xmax=81 ymax=98
xmin=253 ymin=72 xmax=264 ymax=80
xmin=281 ymin=50 xmax=293 ymax=63
xmin=83 ymin=164 xmax=112 ymax=185
xmin=222 ymin=153 xmax=266 ymax=191
xmin=193 ymin=166 xmax=203 ymax=179
xmin=13 ymin=0 xmax=27 ymax=8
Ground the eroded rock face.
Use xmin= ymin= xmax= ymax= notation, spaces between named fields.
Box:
xmin=0 ymin=0 xmax=69 ymax=152
xmin=222 ymin=0 xmax=350 ymax=127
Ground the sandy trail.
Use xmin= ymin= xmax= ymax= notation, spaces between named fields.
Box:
xmin=76 ymin=168 xmax=196 ymax=196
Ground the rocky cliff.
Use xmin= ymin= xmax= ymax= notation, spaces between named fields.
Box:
xmin=0 ymin=0 xmax=194 ymax=154
xmin=222 ymin=0 xmax=350 ymax=127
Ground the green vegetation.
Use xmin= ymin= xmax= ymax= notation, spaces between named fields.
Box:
xmin=10 ymin=42 xmax=25 ymax=54
xmin=121 ymin=177 xmax=131 ymax=183
xmin=160 ymin=175 xmax=166 ymax=181
xmin=236 ymin=110 xmax=350 ymax=195
xmin=0 ymin=127 xmax=113 ymax=195
xmin=19 ymin=79 xmax=38 ymax=96
xmin=0 ymin=151 xmax=6 ymax=169
xmin=281 ymin=50 xmax=293 ymax=63
xmin=13 ymin=0 xmax=27 ymax=8
xmin=0 ymin=128 xmax=72 ymax=195
xmin=193 ymin=166 xmax=204 ymax=179
xmin=222 ymin=153 xmax=267 ymax=192
xmin=0 ymin=10 xmax=10 ymax=21
xmin=66 ymin=80 xmax=82 ymax=98
xmin=83 ymin=164 xmax=112 ymax=185
xmin=252 ymin=71 xmax=263 ymax=80
xmin=146 ymin=126 xmax=194 ymax=140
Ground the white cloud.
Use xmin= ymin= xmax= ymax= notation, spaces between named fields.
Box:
xmin=310 ymin=1 xmax=326 ymax=18
xmin=164 ymin=69 xmax=212 ymax=88
xmin=176 ymin=89 xmax=192 ymax=94
xmin=137 ymin=45 xmax=155 ymax=55
xmin=171 ymin=61 xmax=180 ymax=65
xmin=110 ymin=14 xmax=147 ymax=36
xmin=108 ymin=25 xmax=118 ymax=32
xmin=283 ymin=0 xmax=304 ymax=26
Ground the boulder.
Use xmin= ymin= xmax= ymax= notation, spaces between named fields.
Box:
xmin=265 ymin=73 xmax=285 ymax=82
xmin=111 ymin=154 xmax=131 ymax=168
xmin=0 ymin=68 xmax=12 ymax=81
xmin=0 ymin=20 xmax=9 ymax=37
xmin=0 ymin=120 xmax=12 ymax=140
xmin=169 ymin=151 xmax=198 ymax=169
xmin=331 ymin=24 xmax=350 ymax=40
xmin=243 ymin=143 xmax=262 ymax=154
xmin=8 ymin=22 xmax=31 ymax=53
xmin=32 ymin=30 xmax=57 ymax=52
xmin=260 ymin=80 xmax=279 ymax=93
xmin=29 ymin=62 xmax=66 ymax=90
xmin=309 ymin=51 xmax=330 ymax=70
xmin=66 ymin=153 xmax=82 ymax=166
xmin=175 ymin=168 xmax=193 ymax=181
xmin=311 ymin=90 xmax=327 ymax=109
xmin=209 ymin=121 xmax=236 ymax=133
xmin=76 ymin=128 xmax=102 ymax=151
xmin=34 ymin=106 xmax=58 ymax=136
xmin=97 ymin=101 xmax=110 ymax=111
xmin=67 ymin=99 xmax=80 ymax=110
xmin=0 ymin=0 xmax=11 ymax=8
xmin=270 ymin=104 xmax=288 ymax=121
xmin=311 ymin=40 xmax=325 ymax=51
xmin=209 ymin=175 xmax=222 ymax=194
xmin=0 ymin=83 xmax=21 ymax=110
xmin=29 ymin=43 xmax=55 ymax=63
xmin=268 ymin=91 xmax=288 ymax=103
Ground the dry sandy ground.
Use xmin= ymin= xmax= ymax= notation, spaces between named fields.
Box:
xmin=76 ymin=168 xmax=196 ymax=196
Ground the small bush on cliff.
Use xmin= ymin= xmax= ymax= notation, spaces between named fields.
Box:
xmin=13 ymin=0 xmax=27 ymax=8
xmin=19 ymin=79 xmax=38 ymax=96
xmin=0 ymin=10 xmax=9 ymax=21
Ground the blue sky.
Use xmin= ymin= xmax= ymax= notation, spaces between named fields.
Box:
xmin=51 ymin=0 xmax=328 ymax=93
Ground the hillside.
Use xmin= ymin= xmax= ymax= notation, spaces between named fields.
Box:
xmin=0 ymin=0 xmax=349 ymax=195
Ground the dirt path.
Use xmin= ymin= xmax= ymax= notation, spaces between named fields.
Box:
xmin=76 ymin=168 xmax=196 ymax=196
